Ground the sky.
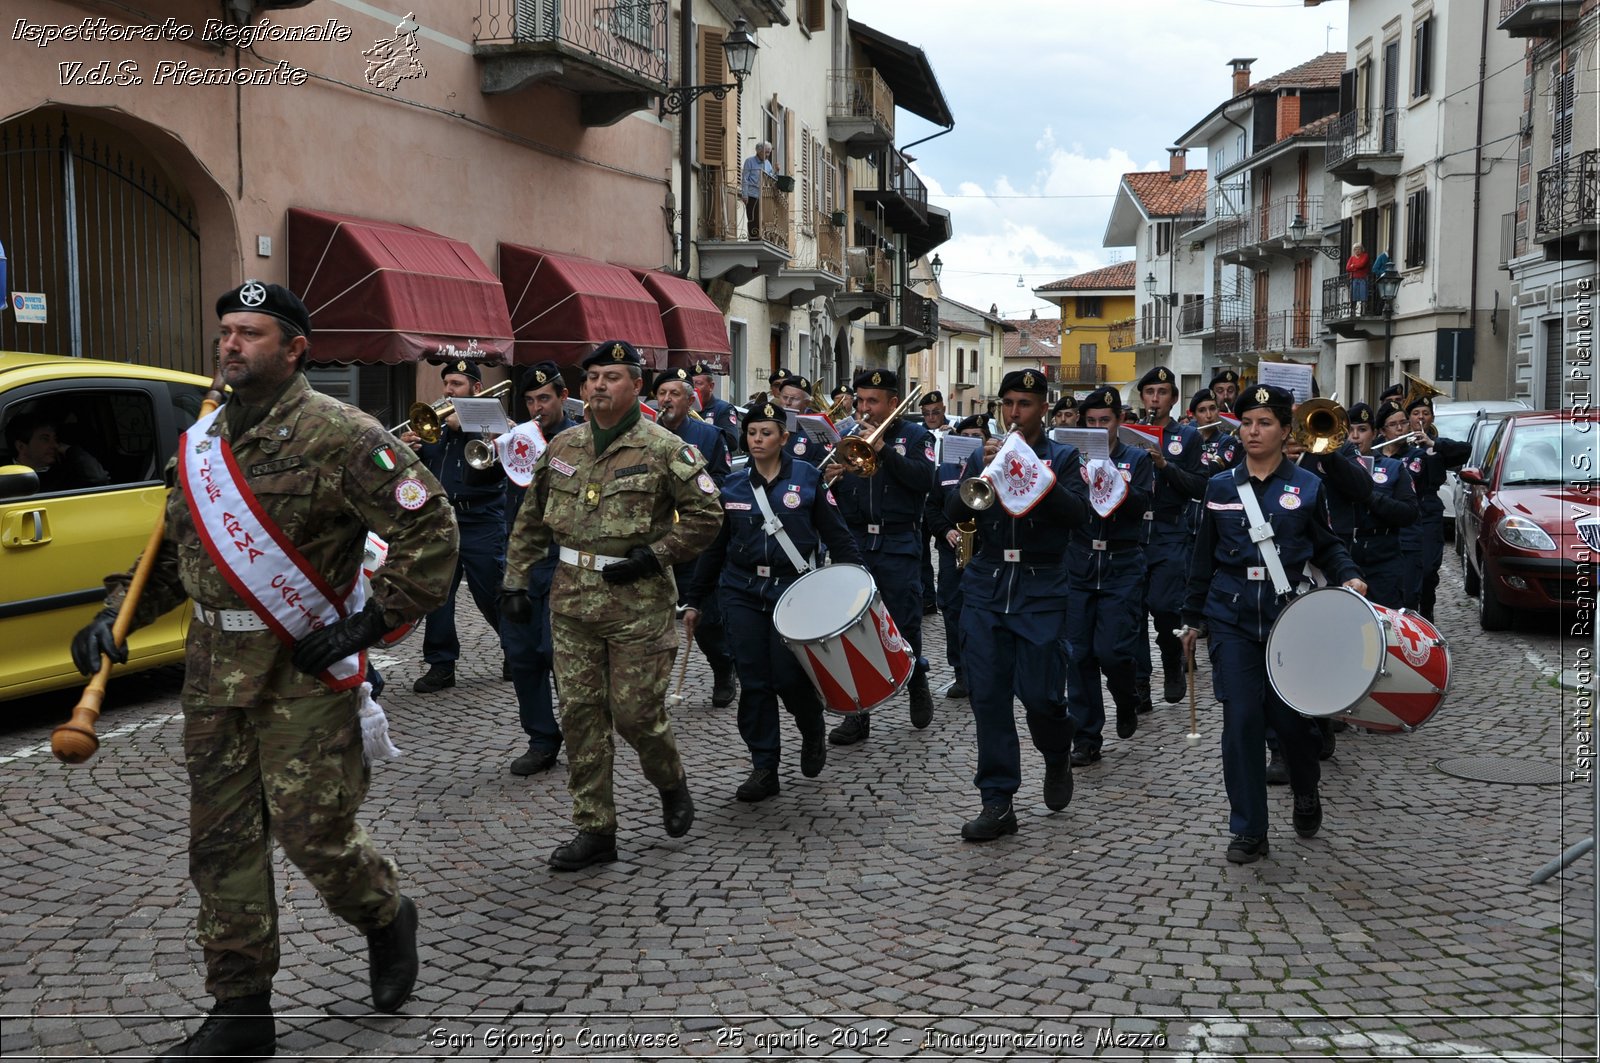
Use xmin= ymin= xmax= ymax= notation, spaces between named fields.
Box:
xmin=846 ymin=0 xmax=1349 ymax=319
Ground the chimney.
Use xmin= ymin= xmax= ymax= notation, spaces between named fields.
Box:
xmin=1229 ymin=57 xmax=1256 ymax=97
xmin=1276 ymin=93 xmax=1302 ymax=141
xmin=1168 ymin=147 xmax=1187 ymax=179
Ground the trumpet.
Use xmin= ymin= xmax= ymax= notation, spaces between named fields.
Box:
xmin=392 ymin=379 xmax=513 ymax=444
xmin=958 ymin=420 xmax=1019 ymax=511
xmin=464 ymin=434 xmax=499 ymax=470
xmin=820 ymin=385 xmax=921 ymax=476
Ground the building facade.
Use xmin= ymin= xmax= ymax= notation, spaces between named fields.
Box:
xmin=1033 ymin=260 xmax=1137 ymax=396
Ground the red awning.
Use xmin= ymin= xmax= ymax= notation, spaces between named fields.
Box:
xmin=287 ymin=208 xmax=514 ymax=365
xmin=499 ymin=244 xmax=668 ymax=369
xmin=633 ymin=270 xmax=732 ymax=372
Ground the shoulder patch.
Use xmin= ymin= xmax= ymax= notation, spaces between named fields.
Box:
xmin=671 ymin=442 xmax=707 ymax=481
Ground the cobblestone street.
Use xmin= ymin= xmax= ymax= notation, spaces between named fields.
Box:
xmin=1 ymin=561 xmax=1595 ymax=1060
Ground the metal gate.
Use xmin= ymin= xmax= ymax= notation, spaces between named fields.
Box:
xmin=0 ymin=112 xmax=202 ymax=374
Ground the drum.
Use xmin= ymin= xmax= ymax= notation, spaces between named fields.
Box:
xmin=772 ymin=564 xmax=914 ymax=714
xmin=1266 ymin=587 xmax=1450 ymax=733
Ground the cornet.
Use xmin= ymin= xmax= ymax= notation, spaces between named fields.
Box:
xmin=958 ymin=420 xmax=1019 ymax=511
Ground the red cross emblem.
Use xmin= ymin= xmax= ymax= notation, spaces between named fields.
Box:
xmin=514 ymin=440 xmax=530 ymax=458
xmin=1007 ymin=456 xmax=1024 ymax=479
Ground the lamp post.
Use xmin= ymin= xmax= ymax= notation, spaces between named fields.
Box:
xmin=660 ymin=18 xmax=757 ymax=115
xmin=930 ymin=253 xmax=943 ymax=282
xmin=1376 ymin=268 xmax=1402 ymax=386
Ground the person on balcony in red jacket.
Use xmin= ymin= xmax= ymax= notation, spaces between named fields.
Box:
xmin=1346 ymin=242 xmax=1371 ymax=314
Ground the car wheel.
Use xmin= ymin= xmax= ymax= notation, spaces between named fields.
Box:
xmin=1462 ymin=550 xmax=1480 ymax=597
xmin=1478 ymin=568 xmax=1511 ymax=632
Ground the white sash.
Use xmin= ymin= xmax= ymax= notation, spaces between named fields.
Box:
xmin=1233 ymin=469 xmax=1294 ymax=597
xmin=178 ymin=407 xmax=364 ymax=691
xmin=750 ymin=479 xmax=814 ymax=575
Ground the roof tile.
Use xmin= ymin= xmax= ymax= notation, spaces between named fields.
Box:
xmin=1037 ymin=261 xmax=1137 ymax=292
xmin=1123 ymin=169 xmax=1208 ymax=218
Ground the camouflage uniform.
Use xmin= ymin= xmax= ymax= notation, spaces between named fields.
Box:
xmin=504 ymin=416 xmax=723 ymax=834
xmin=104 ymin=373 xmax=457 ymax=1000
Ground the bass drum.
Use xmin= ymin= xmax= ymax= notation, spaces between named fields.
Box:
xmin=1266 ymin=587 xmax=1450 ymax=733
xmin=772 ymin=564 xmax=913 ymax=715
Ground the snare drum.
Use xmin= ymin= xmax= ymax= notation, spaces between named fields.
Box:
xmin=771 ymin=564 xmax=914 ymax=714
xmin=1266 ymin=587 xmax=1450 ymax=733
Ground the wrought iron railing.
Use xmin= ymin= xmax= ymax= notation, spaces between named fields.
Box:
xmin=1108 ymin=318 xmax=1136 ymax=351
xmin=901 ymin=288 xmax=938 ymax=338
xmin=868 ymin=149 xmax=928 ymax=223
xmin=829 ymin=69 xmax=894 ymax=131
xmin=1499 ymin=0 xmax=1578 ymax=26
xmin=1326 ymin=108 xmax=1402 ymax=171
xmin=844 ymin=246 xmax=891 ymax=295
xmin=1535 ymin=149 xmax=1599 ymax=239
xmin=814 ymin=211 xmax=844 ymax=276
xmin=473 ymin=0 xmax=669 ymax=85
xmin=1322 ymin=272 xmax=1385 ymax=323
xmin=1238 ymin=309 xmax=1323 ymax=354
xmin=701 ymin=174 xmax=742 ymax=241
xmin=1218 ymin=196 xmax=1325 ymax=256
xmin=1177 ymin=295 xmax=1250 ymax=336
xmin=1137 ymin=306 xmax=1171 ymax=345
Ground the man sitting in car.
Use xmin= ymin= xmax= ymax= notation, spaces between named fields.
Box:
xmin=4 ymin=411 xmax=111 ymax=491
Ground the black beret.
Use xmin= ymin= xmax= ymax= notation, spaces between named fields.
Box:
xmin=999 ymin=368 xmax=1048 ymax=396
xmin=853 ymin=367 xmax=899 ymax=392
xmin=1405 ymin=393 xmax=1434 ymax=414
xmin=1188 ymin=388 xmax=1216 ymax=413
xmin=1051 ymin=395 xmax=1078 ymax=414
xmin=1079 ymin=385 xmax=1122 ymax=414
xmin=741 ymin=401 xmax=787 ymax=433
xmin=769 ymin=367 xmax=794 ymax=385
xmin=779 ymin=374 xmax=813 ymax=394
xmin=920 ymin=390 xmax=945 ymax=406
xmin=688 ymin=361 xmax=719 ymax=377
xmin=1208 ymin=368 xmax=1240 ymax=388
xmin=521 ymin=361 xmax=565 ymax=394
xmin=831 ymin=385 xmax=850 ymax=399
xmin=216 ymin=280 xmax=311 ymax=338
xmin=440 ymin=359 xmax=482 ymax=383
xmin=1348 ymin=402 xmax=1373 ymax=426
xmin=1375 ymin=401 xmax=1407 ymax=428
xmin=954 ymin=414 xmax=990 ymax=436
xmin=1137 ymin=365 xmax=1176 ymax=392
xmin=652 ymin=367 xmax=693 ymax=394
xmin=581 ymin=339 xmax=645 ymax=370
xmin=1379 ymin=383 xmax=1404 ymax=402
xmin=1235 ymin=384 xmax=1294 ymax=416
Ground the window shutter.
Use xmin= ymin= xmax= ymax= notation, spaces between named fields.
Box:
xmin=1338 ymin=68 xmax=1356 ymax=117
xmin=784 ymin=105 xmax=797 ymax=179
xmin=696 ymin=27 xmax=727 ymax=169
xmin=800 ymin=127 xmax=813 ymax=217
xmin=823 ymin=148 xmax=836 ymax=212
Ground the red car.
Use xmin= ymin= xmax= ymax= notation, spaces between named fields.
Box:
xmin=1459 ymin=410 xmax=1599 ymax=630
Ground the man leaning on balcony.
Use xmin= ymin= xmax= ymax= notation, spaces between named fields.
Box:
xmin=741 ymin=141 xmax=776 ymax=240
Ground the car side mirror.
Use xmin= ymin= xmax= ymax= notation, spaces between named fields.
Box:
xmin=1459 ymin=467 xmax=1484 ymax=485
xmin=0 ymin=464 xmax=41 ymax=500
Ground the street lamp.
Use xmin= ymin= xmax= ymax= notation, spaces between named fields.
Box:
xmin=1144 ymin=271 xmax=1157 ymax=295
xmin=930 ymin=253 xmax=943 ymax=282
xmin=660 ymin=18 xmax=758 ymax=115
xmin=1376 ymin=268 xmax=1402 ymax=385
xmin=1288 ymin=214 xmax=1308 ymax=243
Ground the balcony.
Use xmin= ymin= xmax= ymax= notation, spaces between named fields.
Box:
xmin=696 ymin=175 xmax=791 ymax=286
xmin=835 ymin=246 xmax=892 ymax=320
xmin=1177 ymin=296 xmax=1250 ymax=347
xmin=1058 ymin=362 xmax=1109 ymax=388
xmin=473 ymin=0 xmax=668 ymax=126
xmin=767 ymin=211 xmax=847 ymax=306
xmin=1326 ymin=109 xmax=1403 ymax=187
xmin=864 ymin=287 xmax=937 ymax=353
xmin=1534 ymin=150 xmax=1599 ymax=253
xmin=1322 ymin=273 xmax=1388 ymax=338
xmin=1218 ymin=197 xmax=1326 ymax=264
xmin=1108 ymin=317 xmax=1136 ymax=352
xmin=1131 ymin=306 xmax=1171 ymax=351
xmin=828 ymin=69 xmax=895 ymax=159
xmin=1498 ymin=0 xmax=1581 ymax=37
xmin=854 ymin=149 xmax=928 ymax=231
xmin=1237 ymin=309 xmax=1325 ymax=357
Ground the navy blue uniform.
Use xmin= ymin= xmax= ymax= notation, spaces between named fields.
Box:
xmin=832 ymin=419 xmax=936 ymax=679
xmin=926 ymin=458 xmax=971 ymax=682
xmin=1398 ymin=435 xmax=1470 ymax=618
xmin=703 ymin=396 xmax=741 ymax=454
xmin=945 ymin=434 xmax=1090 ymax=805
xmin=1326 ymin=449 xmax=1418 ymax=610
xmin=1188 ymin=428 xmax=1243 ymax=531
xmin=1139 ymin=421 xmax=1208 ymax=696
xmin=418 ymin=425 xmax=506 ymax=669
xmin=662 ymin=415 xmax=734 ymax=678
xmin=783 ymin=424 xmax=831 ymax=468
xmin=500 ymin=417 xmax=578 ymax=755
xmin=686 ymin=456 xmax=861 ymax=770
xmin=1065 ymin=442 xmax=1154 ymax=755
xmin=1184 ymin=460 xmax=1360 ymax=840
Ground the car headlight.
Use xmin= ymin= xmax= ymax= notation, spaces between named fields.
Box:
xmin=1497 ymin=515 xmax=1557 ymax=552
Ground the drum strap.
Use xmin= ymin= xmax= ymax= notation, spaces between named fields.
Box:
xmin=1233 ymin=474 xmax=1294 ymax=597
xmin=751 ymin=483 xmax=814 ymax=576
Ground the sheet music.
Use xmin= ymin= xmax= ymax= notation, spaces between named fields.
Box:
xmin=1118 ymin=425 xmax=1160 ymax=452
xmin=796 ymin=414 xmax=841 ymax=447
xmin=1052 ymin=427 xmax=1110 ymax=460
xmin=450 ymin=397 xmax=512 ymax=435
xmin=1257 ymin=361 xmax=1315 ymax=403
xmin=938 ymin=433 xmax=983 ymax=467
xmin=562 ymin=397 xmax=585 ymax=421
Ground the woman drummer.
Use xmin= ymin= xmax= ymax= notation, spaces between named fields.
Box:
xmin=683 ymin=402 xmax=862 ymax=802
xmin=1179 ymin=384 xmax=1365 ymax=865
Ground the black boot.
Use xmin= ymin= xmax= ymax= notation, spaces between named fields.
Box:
xmin=711 ymin=662 xmax=738 ymax=708
xmin=412 ymin=663 xmax=454 ymax=694
xmin=660 ymin=778 xmax=695 ymax=837
xmin=1115 ymin=693 xmax=1140 ymax=740
xmin=1042 ymin=756 xmax=1074 ymax=811
xmin=367 ymin=896 xmax=418 ymax=1014
xmin=829 ymin=712 xmax=870 ymax=746
xmin=908 ymin=670 xmax=934 ymax=729
xmin=1162 ymin=653 xmax=1186 ymax=704
xmin=735 ymin=767 xmax=780 ymax=802
xmin=157 ymin=993 xmax=275 ymax=1061
xmin=798 ymin=718 xmax=827 ymax=778
xmin=548 ymin=831 xmax=618 ymax=870
xmin=1135 ymin=678 xmax=1155 ymax=715
xmin=960 ymin=802 xmax=1018 ymax=841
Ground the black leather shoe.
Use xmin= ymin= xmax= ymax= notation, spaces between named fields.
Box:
xmin=367 ymin=896 xmax=418 ymax=1014
xmin=1069 ymin=747 xmax=1101 ymax=768
xmin=412 ymin=664 xmax=455 ymax=694
xmin=711 ymin=664 xmax=738 ymax=708
xmin=944 ymin=678 xmax=968 ymax=699
xmin=1162 ymin=661 xmax=1186 ymax=704
xmin=1115 ymin=697 xmax=1139 ymax=740
xmin=156 ymin=993 xmax=274 ymax=1061
xmin=1135 ymin=679 xmax=1154 ymax=715
xmin=1265 ymin=754 xmax=1289 ymax=785
xmin=501 ymin=659 xmax=513 ymax=682
xmin=1226 ymin=835 xmax=1269 ymax=864
xmin=735 ymin=768 xmax=779 ymax=802
xmin=961 ymin=803 xmax=1018 ymax=842
xmin=829 ymin=713 xmax=870 ymax=746
xmin=509 ymin=747 xmax=560 ymax=776
xmin=548 ymin=831 xmax=618 ymax=871
xmin=660 ymin=779 xmax=695 ymax=837
xmin=1293 ymin=790 xmax=1323 ymax=838
xmin=1042 ymin=757 xmax=1074 ymax=811
xmin=799 ymin=721 xmax=826 ymax=778
xmin=908 ymin=671 xmax=933 ymax=729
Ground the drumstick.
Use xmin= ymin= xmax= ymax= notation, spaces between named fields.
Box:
xmin=1185 ymin=641 xmax=1201 ymax=747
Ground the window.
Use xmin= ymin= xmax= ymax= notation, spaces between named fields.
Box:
xmin=1553 ymin=63 xmax=1575 ymax=165
xmin=1078 ymin=342 xmax=1098 ymax=362
xmin=1075 ymin=296 xmax=1103 ymax=319
xmin=611 ymin=0 xmax=654 ymax=49
xmin=1404 ymin=187 xmax=1428 ymax=268
xmin=1153 ymin=221 xmax=1173 ymax=257
xmin=1411 ymin=15 xmax=1433 ymax=99
xmin=970 ymin=347 xmax=978 ymax=373
xmin=801 ymin=0 xmax=825 ymax=33
xmin=696 ymin=27 xmax=729 ymax=169
xmin=955 ymin=347 xmax=965 ymax=382
xmin=1 ymin=388 xmax=159 ymax=494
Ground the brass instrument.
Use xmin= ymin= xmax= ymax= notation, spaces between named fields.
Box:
xmin=1290 ymin=398 xmax=1349 ymax=455
xmin=822 ymin=385 xmax=922 ymax=476
xmin=955 ymin=520 xmax=977 ymax=569
xmin=958 ymin=420 xmax=1018 ymax=511
xmin=1399 ymin=371 xmax=1444 ymax=414
xmin=393 ymin=379 xmax=513 ymax=444
xmin=823 ymin=389 xmax=852 ymax=421
xmin=464 ymin=434 xmax=499 ymax=470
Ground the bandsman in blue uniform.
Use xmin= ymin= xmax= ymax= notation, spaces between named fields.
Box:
xmin=1342 ymin=402 xmax=1420 ymax=610
xmin=917 ymin=390 xmax=950 ymax=614
xmin=1208 ymin=368 xmax=1241 ymax=414
xmin=653 ymin=367 xmax=736 ymax=707
xmin=1050 ymin=395 xmax=1079 ymax=428
xmin=823 ymin=368 xmax=936 ymax=744
xmin=690 ymin=360 xmax=741 ymax=454
xmin=1181 ymin=384 xmax=1364 ymax=864
xmin=774 ymin=372 xmax=830 ymax=468
xmin=1402 ymin=394 xmax=1470 ymax=621
xmin=683 ymin=403 xmax=862 ymax=801
xmin=925 ymin=414 xmax=990 ymax=700
xmin=1065 ymin=387 xmax=1154 ymax=767
xmin=945 ymin=369 xmax=1091 ymax=840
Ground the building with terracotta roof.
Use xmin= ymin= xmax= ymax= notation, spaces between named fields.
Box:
xmin=1032 ymin=261 xmax=1137 ymax=393
xmin=997 ymin=313 xmax=1063 ymax=403
xmin=902 ymin=294 xmax=1009 ymax=418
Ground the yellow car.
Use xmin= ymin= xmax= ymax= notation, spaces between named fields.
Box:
xmin=0 ymin=352 xmax=214 ymax=700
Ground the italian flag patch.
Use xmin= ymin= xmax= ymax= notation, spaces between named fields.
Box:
xmin=372 ymin=445 xmax=398 ymax=471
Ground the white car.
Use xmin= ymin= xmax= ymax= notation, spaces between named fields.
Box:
xmin=1432 ymin=399 xmax=1533 ymax=531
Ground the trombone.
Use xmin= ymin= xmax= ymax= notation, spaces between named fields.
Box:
xmin=819 ymin=385 xmax=921 ymax=476
xmin=392 ymin=379 xmax=514 ymax=444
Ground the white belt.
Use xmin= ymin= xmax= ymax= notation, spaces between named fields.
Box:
xmin=559 ymin=546 xmax=627 ymax=570
xmin=193 ymin=603 xmax=268 ymax=632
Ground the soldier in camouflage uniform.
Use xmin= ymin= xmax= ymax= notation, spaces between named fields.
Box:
xmin=71 ymin=282 xmax=457 ymax=1062
xmin=501 ymin=339 xmax=724 ymax=871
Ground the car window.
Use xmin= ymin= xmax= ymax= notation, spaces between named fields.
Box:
xmin=1469 ymin=415 xmax=1506 ymax=467
xmin=167 ymin=381 xmax=210 ymax=434
xmin=1433 ymin=412 xmax=1475 ymax=441
xmin=1 ymin=388 xmax=160 ymax=495
xmin=1502 ymin=422 xmax=1593 ymax=486
xmin=1480 ymin=420 xmax=1509 ymax=478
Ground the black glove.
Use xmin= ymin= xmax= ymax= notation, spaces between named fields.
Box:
xmin=499 ymin=588 xmax=534 ymax=625
xmin=71 ymin=608 xmax=128 ymax=676
xmin=601 ymin=545 xmax=663 ymax=585
xmin=291 ymin=599 xmax=390 ymax=677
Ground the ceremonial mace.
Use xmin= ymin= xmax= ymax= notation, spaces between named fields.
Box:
xmin=51 ymin=364 xmax=228 ymax=764
xmin=1185 ymin=642 xmax=1201 ymax=748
